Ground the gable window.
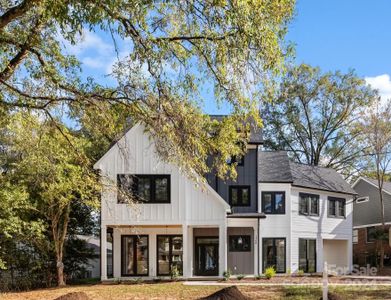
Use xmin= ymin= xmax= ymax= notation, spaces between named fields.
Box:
xmin=327 ymin=197 xmax=345 ymax=218
xmin=157 ymin=235 xmax=183 ymax=276
xmin=227 ymin=155 xmax=244 ymax=166
xmin=299 ymin=193 xmax=319 ymax=216
xmin=262 ymin=192 xmax=285 ymax=214
xmin=299 ymin=239 xmax=316 ymax=273
xmin=229 ymin=235 xmax=251 ymax=252
xmin=117 ymin=174 xmax=170 ymax=204
xmin=366 ymin=227 xmax=377 ymax=243
xmin=229 ymin=186 xmax=250 ymax=206
xmin=353 ymin=229 xmax=358 ymax=244
xmin=356 ymin=197 xmax=369 ymax=204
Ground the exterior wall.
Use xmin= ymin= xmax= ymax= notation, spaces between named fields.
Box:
xmin=227 ymin=227 xmax=254 ymax=275
xmin=353 ymin=179 xmax=391 ymax=227
xmin=205 ymin=148 xmax=258 ymax=213
xmin=95 ymin=124 xmax=229 ymax=227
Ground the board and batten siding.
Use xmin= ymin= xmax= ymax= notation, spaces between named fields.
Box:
xmin=94 ymin=124 xmax=229 ymax=226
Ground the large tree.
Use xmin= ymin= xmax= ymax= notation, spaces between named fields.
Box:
xmin=0 ymin=0 xmax=295 ymax=181
xmin=262 ymin=64 xmax=377 ymax=178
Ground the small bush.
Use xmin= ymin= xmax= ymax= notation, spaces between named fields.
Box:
xmin=265 ymin=266 xmax=276 ymax=279
xmin=287 ymin=268 xmax=292 ymax=276
xmin=297 ymin=269 xmax=305 ymax=277
xmin=237 ymin=274 xmax=245 ymax=280
xmin=170 ymin=265 xmax=180 ymax=280
xmin=223 ymin=269 xmax=232 ymax=281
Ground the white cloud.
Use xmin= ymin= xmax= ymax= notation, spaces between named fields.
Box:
xmin=365 ymin=74 xmax=391 ymax=105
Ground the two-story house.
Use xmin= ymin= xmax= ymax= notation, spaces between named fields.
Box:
xmin=94 ymin=119 xmax=356 ymax=280
xmin=352 ymin=177 xmax=391 ymax=267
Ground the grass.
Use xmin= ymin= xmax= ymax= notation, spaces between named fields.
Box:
xmin=2 ymin=282 xmax=391 ymax=300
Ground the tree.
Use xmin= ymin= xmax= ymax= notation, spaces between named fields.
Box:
xmin=262 ymin=64 xmax=377 ymax=178
xmin=1 ymin=0 xmax=295 ymax=181
xmin=359 ymin=99 xmax=391 ymax=269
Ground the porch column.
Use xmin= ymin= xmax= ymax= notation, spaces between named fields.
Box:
xmin=101 ymin=225 xmax=107 ymax=280
xmin=253 ymin=224 xmax=259 ymax=275
xmin=219 ymin=223 xmax=227 ymax=276
xmin=183 ymin=225 xmax=193 ymax=278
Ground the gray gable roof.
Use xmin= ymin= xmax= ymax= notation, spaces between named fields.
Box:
xmin=359 ymin=177 xmax=391 ymax=194
xmin=258 ymin=151 xmax=357 ymax=195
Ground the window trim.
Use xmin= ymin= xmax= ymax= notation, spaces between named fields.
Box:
xmin=229 ymin=185 xmax=251 ymax=207
xmin=121 ymin=235 xmax=149 ymax=277
xmin=356 ymin=196 xmax=369 ymax=204
xmin=229 ymin=235 xmax=251 ymax=252
xmin=156 ymin=235 xmax=183 ymax=276
xmin=298 ymin=238 xmax=317 ymax=273
xmin=327 ymin=196 xmax=346 ymax=219
xmin=299 ymin=193 xmax=320 ymax=216
xmin=262 ymin=237 xmax=286 ymax=273
xmin=261 ymin=192 xmax=286 ymax=215
xmin=353 ymin=229 xmax=358 ymax=244
xmin=366 ymin=226 xmax=376 ymax=244
xmin=117 ymin=174 xmax=171 ymax=204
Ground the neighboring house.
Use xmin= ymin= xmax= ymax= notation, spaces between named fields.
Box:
xmin=352 ymin=177 xmax=391 ymax=267
xmin=94 ymin=120 xmax=355 ymax=280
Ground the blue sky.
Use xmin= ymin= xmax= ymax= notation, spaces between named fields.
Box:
xmin=66 ymin=1 xmax=391 ymax=113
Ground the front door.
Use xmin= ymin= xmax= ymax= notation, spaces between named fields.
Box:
xmin=195 ymin=237 xmax=219 ymax=276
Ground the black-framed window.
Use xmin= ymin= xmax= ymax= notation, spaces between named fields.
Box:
xmin=117 ymin=174 xmax=171 ymax=203
xmin=299 ymin=239 xmax=316 ymax=273
xmin=262 ymin=238 xmax=286 ymax=273
xmin=366 ymin=227 xmax=377 ymax=243
xmin=262 ymin=192 xmax=285 ymax=214
xmin=121 ymin=235 xmax=149 ymax=276
xmin=299 ymin=193 xmax=319 ymax=216
xmin=157 ymin=235 xmax=183 ymax=276
xmin=327 ymin=197 xmax=345 ymax=218
xmin=227 ymin=155 xmax=244 ymax=166
xmin=229 ymin=235 xmax=251 ymax=252
xmin=229 ymin=186 xmax=250 ymax=206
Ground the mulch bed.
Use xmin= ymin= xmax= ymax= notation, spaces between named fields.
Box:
xmin=54 ymin=292 xmax=91 ymax=300
xmin=199 ymin=286 xmax=249 ymax=300
xmin=319 ymin=292 xmax=341 ymax=300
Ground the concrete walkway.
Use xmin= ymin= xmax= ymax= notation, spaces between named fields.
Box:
xmin=183 ymin=280 xmax=391 ymax=286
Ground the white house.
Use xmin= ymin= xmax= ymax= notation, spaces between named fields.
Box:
xmin=93 ymin=120 xmax=356 ymax=280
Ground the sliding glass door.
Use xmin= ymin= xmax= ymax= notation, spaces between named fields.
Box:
xmin=299 ymin=239 xmax=316 ymax=273
xmin=157 ymin=235 xmax=183 ymax=276
xmin=262 ymin=238 xmax=286 ymax=273
xmin=121 ymin=235 xmax=149 ymax=276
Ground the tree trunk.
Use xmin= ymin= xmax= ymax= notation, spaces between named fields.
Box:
xmin=56 ymin=256 xmax=65 ymax=286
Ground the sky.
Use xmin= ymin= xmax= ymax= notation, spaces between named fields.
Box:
xmin=65 ymin=1 xmax=391 ymax=113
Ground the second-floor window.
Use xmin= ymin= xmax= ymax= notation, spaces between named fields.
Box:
xmin=262 ymin=192 xmax=285 ymax=214
xmin=299 ymin=193 xmax=319 ymax=216
xmin=117 ymin=174 xmax=171 ymax=204
xmin=327 ymin=197 xmax=345 ymax=218
xmin=229 ymin=186 xmax=250 ymax=206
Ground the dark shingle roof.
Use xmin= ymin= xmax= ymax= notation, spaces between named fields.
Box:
xmin=209 ymin=115 xmax=263 ymax=144
xmin=258 ymin=151 xmax=357 ymax=195
xmin=362 ymin=177 xmax=391 ymax=194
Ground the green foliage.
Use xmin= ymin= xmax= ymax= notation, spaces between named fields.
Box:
xmin=237 ymin=274 xmax=245 ymax=280
xmin=297 ymin=269 xmax=305 ymax=276
xmin=265 ymin=266 xmax=276 ymax=279
xmin=223 ymin=269 xmax=232 ymax=281
xmin=170 ymin=265 xmax=180 ymax=281
xmin=262 ymin=63 xmax=378 ymax=178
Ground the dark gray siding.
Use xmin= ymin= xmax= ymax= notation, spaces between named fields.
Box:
xmin=353 ymin=180 xmax=391 ymax=226
xmin=205 ymin=149 xmax=258 ymax=213
xmin=227 ymin=227 xmax=254 ymax=275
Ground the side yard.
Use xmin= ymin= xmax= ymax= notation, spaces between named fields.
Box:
xmin=2 ymin=283 xmax=391 ymax=300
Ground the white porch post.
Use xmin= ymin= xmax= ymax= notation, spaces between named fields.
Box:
xmin=253 ymin=224 xmax=258 ymax=275
xmin=101 ymin=225 xmax=107 ymax=280
xmin=182 ymin=224 xmax=189 ymax=278
xmin=219 ymin=223 xmax=227 ymax=276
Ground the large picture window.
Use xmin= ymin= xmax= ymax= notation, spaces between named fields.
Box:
xmin=229 ymin=186 xmax=250 ymax=206
xmin=121 ymin=235 xmax=148 ymax=276
xmin=262 ymin=192 xmax=285 ymax=214
xmin=157 ymin=235 xmax=183 ymax=276
xmin=117 ymin=174 xmax=170 ymax=203
xmin=299 ymin=239 xmax=316 ymax=273
xmin=327 ymin=197 xmax=345 ymax=218
xmin=299 ymin=193 xmax=319 ymax=216
xmin=262 ymin=238 xmax=286 ymax=273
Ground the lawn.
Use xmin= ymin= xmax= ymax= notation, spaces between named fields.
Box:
xmin=2 ymin=283 xmax=391 ymax=300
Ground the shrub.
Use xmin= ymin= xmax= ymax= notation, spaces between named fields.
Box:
xmin=297 ymin=269 xmax=305 ymax=277
xmin=265 ymin=266 xmax=276 ymax=279
xmin=170 ymin=265 xmax=180 ymax=280
xmin=237 ymin=274 xmax=245 ymax=280
xmin=223 ymin=269 xmax=232 ymax=281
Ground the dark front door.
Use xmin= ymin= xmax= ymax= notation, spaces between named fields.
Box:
xmin=195 ymin=237 xmax=219 ymax=276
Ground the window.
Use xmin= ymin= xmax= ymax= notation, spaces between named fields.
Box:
xmin=299 ymin=239 xmax=316 ymax=273
xmin=229 ymin=235 xmax=251 ymax=252
xmin=121 ymin=235 xmax=148 ymax=276
xmin=327 ymin=197 xmax=345 ymax=218
xmin=227 ymin=155 xmax=244 ymax=166
xmin=263 ymin=238 xmax=286 ymax=273
xmin=229 ymin=186 xmax=250 ymax=206
xmin=356 ymin=197 xmax=369 ymax=203
xmin=262 ymin=192 xmax=285 ymax=214
xmin=157 ymin=235 xmax=183 ymax=276
xmin=366 ymin=227 xmax=377 ymax=243
xmin=353 ymin=229 xmax=358 ymax=244
xmin=117 ymin=174 xmax=170 ymax=203
xmin=299 ymin=193 xmax=319 ymax=216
